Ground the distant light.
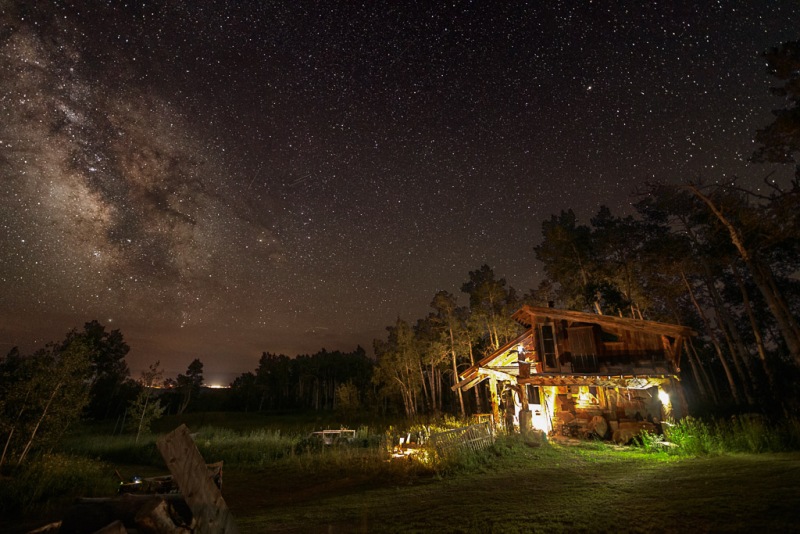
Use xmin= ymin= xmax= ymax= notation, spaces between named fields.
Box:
xmin=207 ymin=384 xmax=229 ymax=389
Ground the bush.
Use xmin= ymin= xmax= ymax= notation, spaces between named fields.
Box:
xmin=0 ymin=454 xmax=117 ymax=517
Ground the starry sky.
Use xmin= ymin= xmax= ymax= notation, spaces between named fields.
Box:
xmin=1 ymin=1 xmax=797 ymax=384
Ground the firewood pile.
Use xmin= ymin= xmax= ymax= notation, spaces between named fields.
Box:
xmin=28 ymin=425 xmax=238 ymax=534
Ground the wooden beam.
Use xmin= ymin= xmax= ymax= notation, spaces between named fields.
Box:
xmin=512 ymin=305 xmax=697 ymax=338
xmin=477 ymin=367 xmax=516 ymax=383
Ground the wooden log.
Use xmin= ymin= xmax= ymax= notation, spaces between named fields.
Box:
xmin=26 ymin=521 xmax=62 ymax=534
xmin=61 ymin=494 xmax=160 ymax=532
xmin=588 ymin=415 xmax=609 ymax=439
xmin=135 ymin=497 xmax=191 ymax=533
xmin=94 ymin=520 xmax=128 ymax=534
xmin=157 ymin=424 xmax=238 ymax=534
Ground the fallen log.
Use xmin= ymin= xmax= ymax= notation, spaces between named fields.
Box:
xmin=135 ymin=498 xmax=192 ymax=534
xmin=60 ymin=494 xmax=191 ymax=533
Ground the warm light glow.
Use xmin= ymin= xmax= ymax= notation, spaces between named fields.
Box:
xmin=539 ymin=386 xmax=557 ymax=434
xmin=576 ymin=386 xmax=597 ymax=408
xmin=207 ymin=384 xmax=229 ymax=389
xmin=658 ymin=389 xmax=670 ymax=406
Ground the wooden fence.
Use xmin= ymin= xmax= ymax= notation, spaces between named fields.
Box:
xmin=429 ymin=422 xmax=494 ymax=456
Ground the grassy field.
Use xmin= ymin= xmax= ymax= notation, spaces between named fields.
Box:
xmin=225 ymin=442 xmax=800 ymax=533
xmin=3 ymin=414 xmax=800 ymax=533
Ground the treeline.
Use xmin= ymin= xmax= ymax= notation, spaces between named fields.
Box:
xmin=228 ymin=348 xmax=374 ymax=412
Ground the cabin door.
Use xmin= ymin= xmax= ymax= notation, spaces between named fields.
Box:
xmin=569 ymin=326 xmax=598 ymax=372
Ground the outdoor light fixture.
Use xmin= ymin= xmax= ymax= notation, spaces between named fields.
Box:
xmin=658 ymin=389 xmax=670 ymax=406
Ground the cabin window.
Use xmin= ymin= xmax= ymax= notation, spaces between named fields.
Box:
xmin=526 ymin=385 xmax=541 ymax=404
xmin=600 ymin=330 xmax=620 ymax=342
xmin=538 ymin=324 xmax=557 ymax=369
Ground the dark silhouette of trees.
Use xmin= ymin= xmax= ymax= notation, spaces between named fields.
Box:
xmin=175 ymin=359 xmax=204 ymax=415
xmin=64 ymin=320 xmax=133 ymax=420
xmin=461 ymin=264 xmax=521 ymax=350
xmin=228 ymin=347 xmax=373 ymax=413
xmin=528 ymin=181 xmax=800 ymax=414
xmin=0 ymin=338 xmax=92 ymax=467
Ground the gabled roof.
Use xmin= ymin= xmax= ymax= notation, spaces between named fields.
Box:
xmin=453 ymin=306 xmax=696 ymax=391
xmin=453 ymin=328 xmax=531 ymax=390
xmin=511 ymin=305 xmax=697 ymax=338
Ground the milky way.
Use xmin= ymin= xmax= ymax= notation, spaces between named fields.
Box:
xmin=0 ymin=2 xmax=797 ymax=381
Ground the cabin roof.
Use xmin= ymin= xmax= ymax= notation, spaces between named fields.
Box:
xmin=454 ymin=306 xmax=695 ymax=391
xmin=511 ymin=305 xmax=697 ymax=338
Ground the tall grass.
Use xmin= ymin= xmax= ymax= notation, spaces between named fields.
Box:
xmin=635 ymin=416 xmax=800 ymax=455
xmin=61 ymin=433 xmax=164 ymax=466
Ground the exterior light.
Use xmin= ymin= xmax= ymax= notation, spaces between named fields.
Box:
xmin=658 ymin=389 xmax=670 ymax=406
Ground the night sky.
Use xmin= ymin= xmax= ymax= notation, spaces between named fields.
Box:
xmin=1 ymin=1 xmax=797 ymax=384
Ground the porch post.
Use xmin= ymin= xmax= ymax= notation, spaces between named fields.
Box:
xmin=518 ymin=383 xmax=532 ymax=433
xmin=489 ymin=376 xmax=500 ymax=429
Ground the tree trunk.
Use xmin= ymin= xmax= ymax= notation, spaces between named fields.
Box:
xmin=0 ymin=387 xmax=32 ymax=468
xmin=417 ymin=361 xmax=429 ymax=413
xmin=732 ymin=263 xmax=773 ymax=385
xmin=702 ymin=273 xmax=756 ymax=405
xmin=450 ymin=327 xmax=465 ymax=417
xmin=468 ymin=344 xmax=483 ymax=412
xmin=681 ymin=270 xmax=742 ymax=405
xmin=135 ymin=390 xmax=150 ymax=444
xmin=18 ymin=381 xmax=62 ymax=465
xmin=686 ymin=185 xmax=800 ymax=367
xmin=687 ymin=338 xmax=719 ymax=404
xmin=683 ymin=342 xmax=709 ymax=401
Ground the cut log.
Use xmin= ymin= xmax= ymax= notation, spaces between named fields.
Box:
xmin=135 ymin=497 xmax=191 ymax=534
xmin=559 ymin=411 xmax=575 ymax=424
xmin=588 ymin=415 xmax=609 ymax=439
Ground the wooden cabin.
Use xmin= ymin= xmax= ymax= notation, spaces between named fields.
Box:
xmin=455 ymin=305 xmax=696 ymax=441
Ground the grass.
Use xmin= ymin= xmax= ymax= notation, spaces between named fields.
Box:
xmin=228 ymin=439 xmax=800 ymax=533
xmin=0 ymin=454 xmax=118 ymax=517
xmin=5 ymin=414 xmax=800 ymax=532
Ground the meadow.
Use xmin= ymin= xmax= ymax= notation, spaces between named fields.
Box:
xmin=2 ymin=413 xmax=800 ymax=533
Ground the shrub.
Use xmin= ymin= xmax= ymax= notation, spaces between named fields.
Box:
xmin=0 ymin=454 xmax=117 ymax=517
